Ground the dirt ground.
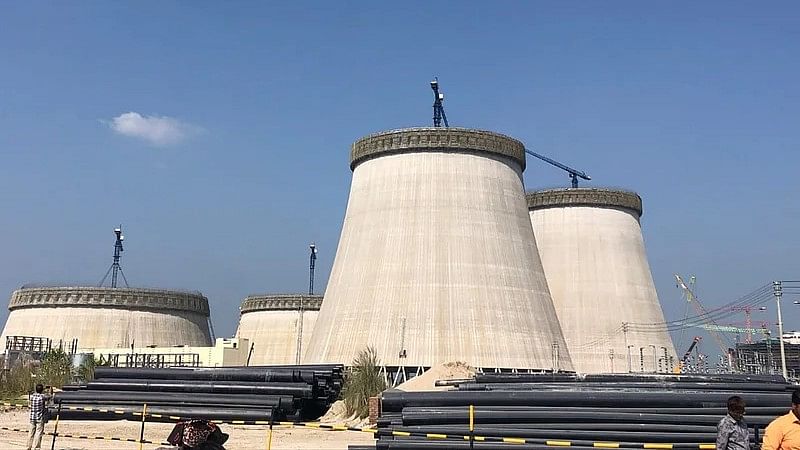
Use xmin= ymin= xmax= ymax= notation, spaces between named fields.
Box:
xmin=0 ymin=409 xmax=375 ymax=450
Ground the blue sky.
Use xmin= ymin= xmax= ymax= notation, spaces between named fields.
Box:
xmin=1 ymin=2 xmax=798 ymax=356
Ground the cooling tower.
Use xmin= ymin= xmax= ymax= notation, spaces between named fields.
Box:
xmin=527 ymin=188 xmax=677 ymax=373
xmin=304 ymin=127 xmax=573 ymax=370
xmin=236 ymin=294 xmax=323 ymax=365
xmin=0 ymin=286 xmax=212 ymax=350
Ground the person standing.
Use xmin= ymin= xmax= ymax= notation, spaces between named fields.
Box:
xmin=26 ymin=383 xmax=47 ymax=450
xmin=717 ymin=395 xmax=749 ymax=450
xmin=762 ymin=390 xmax=800 ymax=450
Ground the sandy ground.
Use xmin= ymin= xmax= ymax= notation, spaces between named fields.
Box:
xmin=0 ymin=409 xmax=375 ymax=450
xmin=0 ymin=363 xmax=475 ymax=449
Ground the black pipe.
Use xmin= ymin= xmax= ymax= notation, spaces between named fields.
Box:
xmin=472 ymin=373 xmax=788 ymax=384
xmin=55 ymin=390 xmax=294 ymax=406
xmin=56 ymin=399 xmax=296 ymax=413
xmin=386 ymin=425 xmax=755 ymax=443
xmin=93 ymin=366 xmax=341 ymax=384
xmin=400 ymin=405 xmax=788 ymax=416
xmin=458 ymin=382 xmax=790 ymax=392
xmin=50 ymin=404 xmax=275 ymax=422
xmin=85 ymin=378 xmax=315 ymax=397
xmin=399 ymin=410 xmax=776 ymax=427
xmin=381 ymin=390 xmax=791 ymax=410
xmin=393 ymin=421 xmax=719 ymax=433
xmin=374 ymin=440 xmax=709 ymax=450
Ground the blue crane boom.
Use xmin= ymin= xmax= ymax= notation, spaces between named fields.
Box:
xmin=427 ymin=78 xmax=590 ymax=188
xmin=524 ymin=149 xmax=591 ymax=188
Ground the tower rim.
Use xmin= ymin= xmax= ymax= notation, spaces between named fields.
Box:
xmin=350 ymin=127 xmax=526 ymax=171
xmin=240 ymin=294 xmax=323 ymax=313
xmin=526 ymin=187 xmax=643 ymax=217
xmin=8 ymin=286 xmax=209 ymax=316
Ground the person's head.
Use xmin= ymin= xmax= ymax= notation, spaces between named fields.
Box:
xmin=791 ymin=390 xmax=800 ymax=419
xmin=34 ymin=384 xmax=44 ymax=394
xmin=727 ymin=395 xmax=745 ymax=420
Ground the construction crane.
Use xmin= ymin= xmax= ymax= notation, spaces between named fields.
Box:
xmin=524 ymin=149 xmax=592 ymax=188
xmin=682 ymin=336 xmax=702 ymax=361
xmin=731 ymin=306 xmax=755 ymax=343
xmin=677 ymin=336 xmax=703 ymax=372
xmin=99 ymin=226 xmax=128 ymax=288
xmin=430 ymin=78 xmax=449 ymax=128
xmin=675 ymin=274 xmax=733 ymax=360
xmin=428 ymin=78 xmax=590 ymax=187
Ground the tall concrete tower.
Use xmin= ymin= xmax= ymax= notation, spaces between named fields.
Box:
xmin=236 ymin=294 xmax=323 ymax=365
xmin=527 ymin=188 xmax=676 ymax=373
xmin=304 ymin=127 xmax=573 ymax=370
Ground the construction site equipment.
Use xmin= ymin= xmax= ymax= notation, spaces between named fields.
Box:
xmin=99 ymin=226 xmax=128 ymax=288
xmin=430 ymin=78 xmax=449 ymax=127
xmin=524 ymin=149 xmax=591 ymax=188
xmin=427 ymin=78 xmax=591 ymax=187
xmin=374 ymin=373 xmax=791 ymax=449
xmin=674 ymin=275 xmax=732 ymax=358
xmin=56 ymin=364 xmax=344 ymax=421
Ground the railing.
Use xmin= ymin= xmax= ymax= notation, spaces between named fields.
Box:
xmin=101 ymin=352 xmax=201 ymax=368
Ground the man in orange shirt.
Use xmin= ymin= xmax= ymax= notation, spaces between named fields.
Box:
xmin=762 ymin=390 xmax=800 ymax=450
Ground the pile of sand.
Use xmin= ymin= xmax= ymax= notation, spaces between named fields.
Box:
xmin=395 ymin=361 xmax=475 ymax=392
xmin=318 ymin=400 xmax=370 ymax=427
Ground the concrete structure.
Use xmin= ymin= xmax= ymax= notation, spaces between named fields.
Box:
xmin=527 ymin=188 xmax=676 ymax=373
xmin=91 ymin=338 xmax=250 ymax=368
xmin=0 ymin=286 xmax=212 ymax=350
xmin=304 ymin=127 xmax=573 ymax=370
xmin=235 ymin=294 xmax=323 ymax=365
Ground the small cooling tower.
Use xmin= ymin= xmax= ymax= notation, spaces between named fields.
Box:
xmin=527 ymin=188 xmax=677 ymax=373
xmin=236 ymin=294 xmax=323 ymax=365
xmin=0 ymin=286 xmax=212 ymax=350
xmin=304 ymin=127 xmax=573 ymax=370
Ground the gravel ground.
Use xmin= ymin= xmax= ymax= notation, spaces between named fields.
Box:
xmin=0 ymin=409 xmax=375 ymax=449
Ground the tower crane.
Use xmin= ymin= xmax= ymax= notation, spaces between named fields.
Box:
xmin=428 ymin=78 xmax=591 ymax=187
xmin=99 ymin=226 xmax=129 ymax=288
xmin=523 ymin=149 xmax=592 ymax=188
xmin=675 ymin=274 xmax=733 ymax=358
xmin=430 ymin=78 xmax=449 ymax=128
xmin=730 ymin=306 xmax=755 ymax=344
xmin=677 ymin=336 xmax=703 ymax=373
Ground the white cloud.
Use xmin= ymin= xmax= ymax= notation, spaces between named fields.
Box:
xmin=107 ymin=112 xmax=202 ymax=146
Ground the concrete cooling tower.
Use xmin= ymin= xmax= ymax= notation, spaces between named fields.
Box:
xmin=236 ymin=294 xmax=323 ymax=365
xmin=0 ymin=286 xmax=212 ymax=350
xmin=304 ymin=127 xmax=573 ymax=370
xmin=527 ymin=188 xmax=677 ymax=374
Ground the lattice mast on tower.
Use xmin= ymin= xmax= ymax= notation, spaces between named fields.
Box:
xmin=296 ymin=243 xmax=318 ymax=364
xmin=99 ymin=226 xmax=129 ymax=288
xmin=429 ymin=78 xmax=590 ymax=188
xmin=430 ymin=78 xmax=449 ymax=128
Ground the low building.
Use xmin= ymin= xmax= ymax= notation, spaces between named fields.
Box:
xmin=90 ymin=337 xmax=251 ymax=368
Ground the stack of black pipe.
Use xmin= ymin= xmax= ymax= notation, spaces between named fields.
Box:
xmin=54 ymin=364 xmax=343 ymax=422
xmin=366 ymin=373 xmax=796 ymax=449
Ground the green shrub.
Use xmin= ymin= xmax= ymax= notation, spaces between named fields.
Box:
xmin=36 ymin=348 xmax=72 ymax=388
xmin=0 ymin=360 xmax=35 ymax=399
xmin=341 ymin=346 xmax=386 ymax=418
xmin=75 ymin=354 xmax=97 ymax=382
